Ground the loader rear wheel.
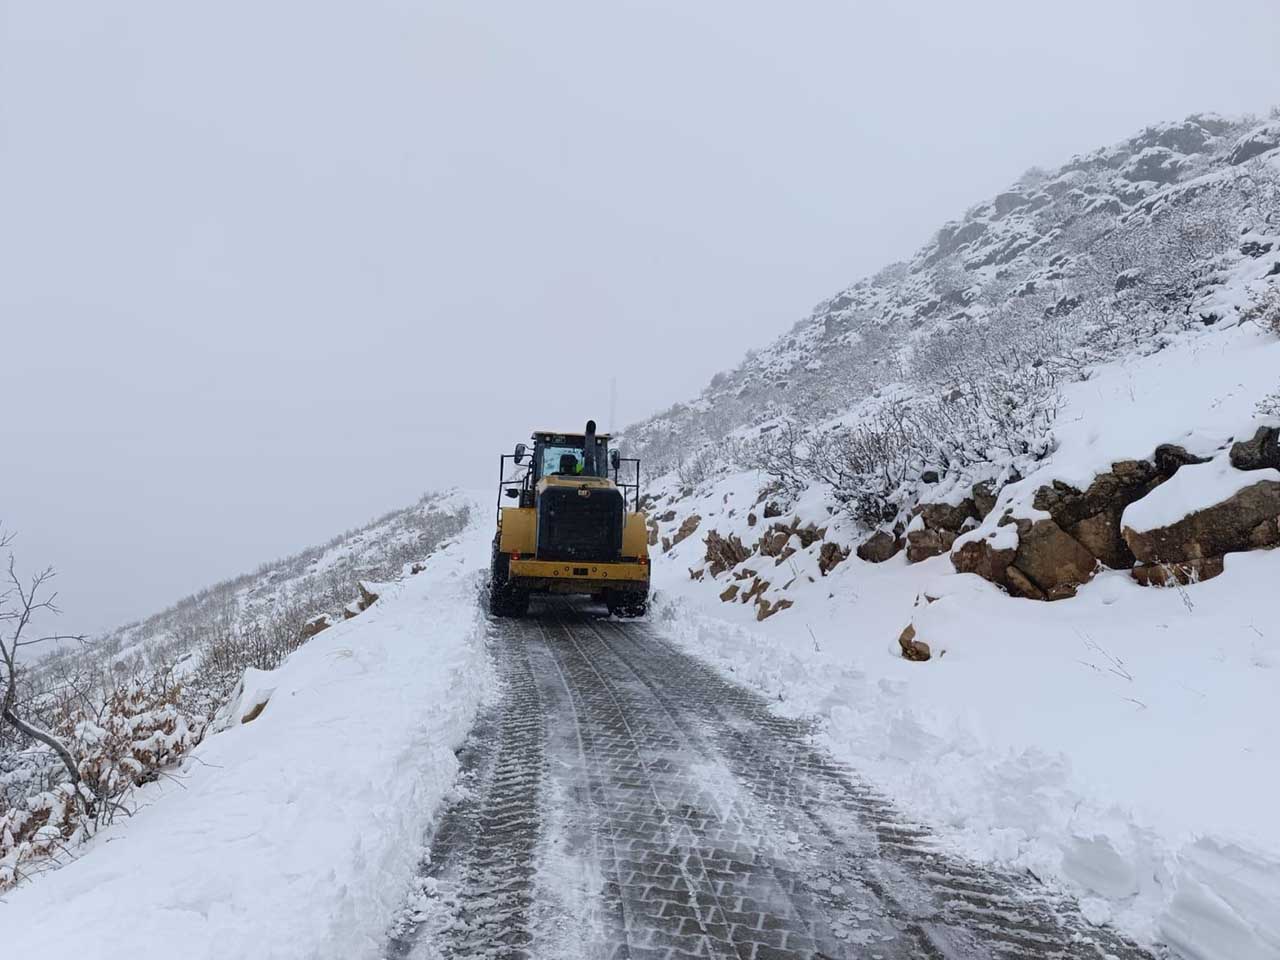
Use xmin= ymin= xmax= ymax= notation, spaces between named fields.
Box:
xmin=605 ymin=589 xmax=647 ymax=619
xmin=489 ymin=542 xmax=529 ymax=618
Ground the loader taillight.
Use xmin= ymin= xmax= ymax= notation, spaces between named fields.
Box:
xmin=511 ymin=552 xmax=520 ymax=561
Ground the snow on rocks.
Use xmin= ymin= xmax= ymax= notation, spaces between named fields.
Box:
xmin=1121 ymin=454 xmax=1279 ymax=535
xmin=0 ymin=496 xmax=495 ymax=960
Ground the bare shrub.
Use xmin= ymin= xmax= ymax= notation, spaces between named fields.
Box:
xmin=1241 ymin=284 xmax=1280 ymax=336
xmin=730 ymin=421 xmax=808 ymax=497
xmin=808 ymin=404 xmax=928 ymax=523
xmin=676 ymin=446 xmax=721 ymax=494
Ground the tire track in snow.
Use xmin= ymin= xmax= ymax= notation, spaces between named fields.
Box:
xmin=388 ymin=599 xmax=1159 ymax=960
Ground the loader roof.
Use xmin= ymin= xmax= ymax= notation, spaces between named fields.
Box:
xmin=532 ymin=429 xmax=612 ymax=441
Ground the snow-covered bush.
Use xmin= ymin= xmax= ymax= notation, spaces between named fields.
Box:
xmin=0 ymin=780 xmax=84 ymax=889
xmin=1242 ymin=284 xmax=1280 ymax=336
xmin=675 ymin=445 xmax=723 ymax=494
xmin=68 ymin=675 xmax=199 ymax=802
xmin=1 ymin=672 xmax=199 ymax=890
xmin=808 ymin=404 xmax=928 ymax=523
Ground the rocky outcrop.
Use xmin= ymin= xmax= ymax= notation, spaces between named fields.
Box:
xmin=856 ymin=530 xmax=902 ymax=563
xmin=1131 ymin=557 xmax=1225 ymax=587
xmin=1227 ymin=122 xmax=1280 ymax=165
xmin=756 ymin=597 xmax=793 ymax=621
xmin=300 ymin=614 xmax=332 ymax=641
xmin=951 ymin=535 xmax=1017 ymax=587
xmin=1123 ymin=479 xmax=1280 ymax=571
xmin=718 ymin=583 xmax=740 ymax=603
xmin=704 ymin=530 xmax=750 ymax=577
xmin=1230 ymin=426 xmax=1280 ymax=472
xmin=357 ymin=582 xmax=381 ymax=611
xmin=906 ymin=496 xmax=979 ymax=564
xmin=897 ymin=624 xmax=931 ymax=662
xmin=757 ymin=527 xmax=792 ymax=559
xmin=1154 ymin=444 xmax=1210 ymax=478
xmin=1031 ymin=459 xmax=1160 ymax=568
xmin=756 ymin=518 xmax=825 ymax=565
xmin=971 ymin=481 xmax=998 ymax=520
xmin=670 ymin=514 xmax=701 ymax=549
xmin=1013 ymin=519 xmax=1100 ymax=600
xmin=906 ymin=527 xmax=955 ymax=563
xmin=951 ymin=517 xmax=1097 ymax=601
xmin=918 ymin=499 xmax=977 ymax=533
xmin=818 ymin=541 xmax=849 ymax=576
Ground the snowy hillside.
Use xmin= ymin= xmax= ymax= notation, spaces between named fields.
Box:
xmin=1 ymin=491 xmax=469 ymax=890
xmin=623 ymin=112 xmax=1280 ymax=486
xmin=627 ymin=113 xmax=1280 ymax=960
xmin=0 ymin=498 xmax=493 ymax=959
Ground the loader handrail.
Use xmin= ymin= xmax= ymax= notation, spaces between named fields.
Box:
xmin=612 ymin=457 xmax=642 ymax=513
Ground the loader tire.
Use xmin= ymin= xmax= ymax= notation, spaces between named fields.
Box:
xmin=489 ymin=541 xmax=529 ymax=618
xmin=605 ymin=589 xmax=647 ymax=619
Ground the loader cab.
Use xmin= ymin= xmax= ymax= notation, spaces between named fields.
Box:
xmin=504 ymin=428 xmax=635 ymax=510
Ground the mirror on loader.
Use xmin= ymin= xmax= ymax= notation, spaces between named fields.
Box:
xmin=610 ymin=449 xmax=621 ymax=471
xmin=514 ymin=442 xmax=527 ymax=464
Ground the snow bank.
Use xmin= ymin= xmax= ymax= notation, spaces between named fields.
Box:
xmin=0 ymin=497 xmax=494 ymax=960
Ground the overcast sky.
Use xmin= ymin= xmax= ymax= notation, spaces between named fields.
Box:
xmin=2 ymin=0 xmax=1278 ymax=636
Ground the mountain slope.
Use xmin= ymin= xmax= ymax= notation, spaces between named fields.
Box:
xmin=623 ymin=112 xmax=1280 ymax=483
xmin=623 ymin=113 xmax=1280 ymax=960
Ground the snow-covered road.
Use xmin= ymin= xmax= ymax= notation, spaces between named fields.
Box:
xmin=388 ymin=598 xmax=1153 ymax=960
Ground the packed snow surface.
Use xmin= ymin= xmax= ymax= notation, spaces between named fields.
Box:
xmin=0 ymin=497 xmax=493 ymax=960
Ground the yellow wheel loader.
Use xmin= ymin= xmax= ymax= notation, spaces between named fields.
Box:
xmin=490 ymin=420 xmax=650 ymax=618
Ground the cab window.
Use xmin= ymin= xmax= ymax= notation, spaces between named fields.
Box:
xmin=542 ymin=444 xmax=584 ymax=477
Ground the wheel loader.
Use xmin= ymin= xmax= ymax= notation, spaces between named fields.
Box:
xmin=489 ymin=420 xmax=650 ymax=618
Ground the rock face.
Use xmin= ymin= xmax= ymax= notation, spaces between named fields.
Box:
xmin=856 ymin=529 xmax=902 ymax=563
xmin=704 ymin=530 xmax=750 ymax=577
xmin=1227 ymin=122 xmax=1280 ymax=165
xmin=755 ymin=519 xmax=825 ymax=565
xmin=300 ymin=614 xmax=332 ymax=641
xmin=1154 ymin=444 xmax=1210 ymax=478
xmin=906 ymin=527 xmax=956 ymax=563
xmin=1123 ymin=479 xmax=1280 ymax=568
xmin=357 ymin=582 xmax=381 ymax=611
xmin=951 ymin=536 xmax=1017 ymax=586
xmin=1031 ymin=460 xmax=1160 ymax=568
xmin=971 ymin=481 xmax=998 ymax=519
xmin=1230 ymin=427 xmax=1280 ymax=472
xmin=897 ymin=624 xmax=931 ymax=662
xmin=756 ymin=597 xmax=793 ymax=621
xmin=951 ymin=518 xmax=1097 ymax=600
xmin=671 ymin=515 xmax=701 ymax=548
xmin=1013 ymin=520 xmax=1100 ymax=600
xmin=818 ymin=541 xmax=849 ymax=575
xmin=1132 ymin=557 xmax=1225 ymax=587
xmin=918 ymin=499 xmax=977 ymax=533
